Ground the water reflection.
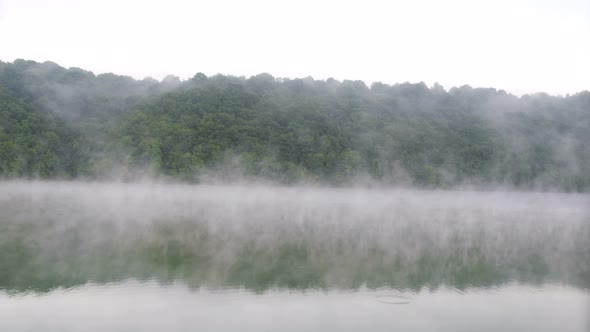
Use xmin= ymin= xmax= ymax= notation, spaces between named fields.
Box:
xmin=1 ymin=282 xmax=588 ymax=332
xmin=1 ymin=181 xmax=588 ymax=293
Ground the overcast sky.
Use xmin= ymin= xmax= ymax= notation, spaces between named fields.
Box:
xmin=0 ymin=0 xmax=588 ymax=95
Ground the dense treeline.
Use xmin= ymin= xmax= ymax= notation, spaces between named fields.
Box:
xmin=0 ymin=59 xmax=589 ymax=190
xmin=0 ymin=86 xmax=82 ymax=177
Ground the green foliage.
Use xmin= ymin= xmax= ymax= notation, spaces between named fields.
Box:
xmin=0 ymin=87 xmax=83 ymax=178
xmin=1 ymin=59 xmax=589 ymax=190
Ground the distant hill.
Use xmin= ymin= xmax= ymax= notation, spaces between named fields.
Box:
xmin=1 ymin=59 xmax=589 ymax=191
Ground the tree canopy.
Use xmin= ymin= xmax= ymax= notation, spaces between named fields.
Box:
xmin=1 ymin=59 xmax=588 ymax=191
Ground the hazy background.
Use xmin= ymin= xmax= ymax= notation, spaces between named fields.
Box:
xmin=0 ymin=0 xmax=588 ymax=95
xmin=1 ymin=2 xmax=589 ymax=331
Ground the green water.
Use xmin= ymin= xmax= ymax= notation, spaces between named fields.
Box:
xmin=0 ymin=182 xmax=588 ymax=331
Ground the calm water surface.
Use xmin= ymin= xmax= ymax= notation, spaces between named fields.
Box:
xmin=0 ymin=181 xmax=588 ymax=331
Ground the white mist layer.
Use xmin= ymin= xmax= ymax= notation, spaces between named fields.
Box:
xmin=0 ymin=180 xmax=588 ymax=291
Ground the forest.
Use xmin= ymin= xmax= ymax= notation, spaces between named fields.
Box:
xmin=0 ymin=59 xmax=589 ymax=191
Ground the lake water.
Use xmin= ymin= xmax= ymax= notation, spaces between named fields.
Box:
xmin=0 ymin=181 xmax=588 ymax=331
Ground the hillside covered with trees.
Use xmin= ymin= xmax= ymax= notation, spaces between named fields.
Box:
xmin=0 ymin=59 xmax=588 ymax=191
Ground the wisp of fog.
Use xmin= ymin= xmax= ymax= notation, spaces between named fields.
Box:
xmin=1 ymin=181 xmax=588 ymax=293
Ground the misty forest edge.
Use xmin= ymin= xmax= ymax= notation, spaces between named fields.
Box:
xmin=0 ymin=59 xmax=589 ymax=191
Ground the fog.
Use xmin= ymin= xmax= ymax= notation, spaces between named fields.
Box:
xmin=1 ymin=180 xmax=588 ymax=293
xmin=1 ymin=60 xmax=589 ymax=191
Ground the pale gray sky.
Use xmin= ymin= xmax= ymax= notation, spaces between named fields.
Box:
xmin=0 ymin=0 xmax=588 ymax=95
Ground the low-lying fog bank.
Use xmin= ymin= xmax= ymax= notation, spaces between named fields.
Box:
xmin=0 ymin=181 xmax=588 ymax=292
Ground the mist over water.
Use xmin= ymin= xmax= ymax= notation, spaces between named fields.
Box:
xmin=1 ymin=181 xmax=588 ymax=292
xmin=1 ymin=181 xmax=589 ymax=331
